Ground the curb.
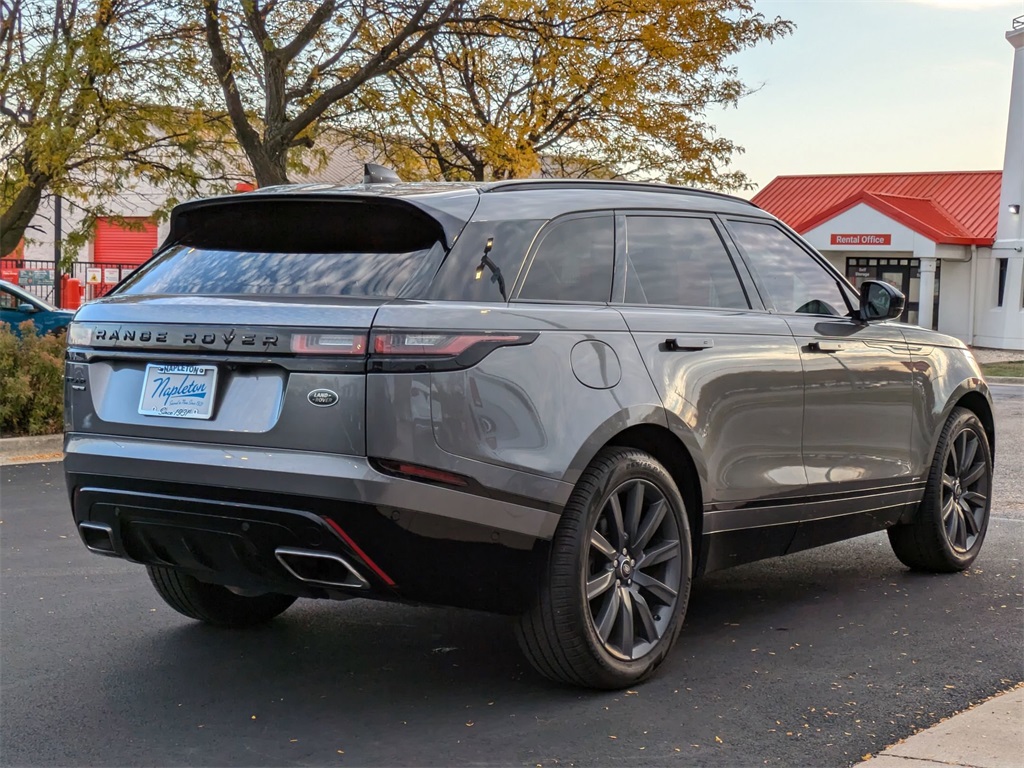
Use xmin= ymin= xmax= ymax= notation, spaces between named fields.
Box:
xmin=986 ymin=376 xmax=1024 ymax=385
xmin=0 ymin=434 xmax=63 ymax=466
xmin=868 ymin=685 xmax=1024 ymax=767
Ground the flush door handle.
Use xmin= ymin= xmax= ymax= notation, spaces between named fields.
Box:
xmin=808 ymin=341 xmax=844 ymax=353
xmin=664 ymin=338 xmax=714 ymax=352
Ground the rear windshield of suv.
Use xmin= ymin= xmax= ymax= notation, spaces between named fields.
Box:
xmin=117 ymin=243 xmax=446 ymax=297
xmin=117 ymin=197 xmax=454 ymax=298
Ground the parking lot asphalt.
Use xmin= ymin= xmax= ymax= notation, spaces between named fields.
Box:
xmin=1 ymin=387 xmax=1021 ymax=767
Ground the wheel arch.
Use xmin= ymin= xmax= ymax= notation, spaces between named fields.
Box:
xmin=935 ymin=379 xmax=996 ymax=460
xmin=563 ymin=419 xmax=703 ymax=577
xmin=953 ymin=389 xmax=996 ymax=459
xmin=604 ymin=423 xmax=703 ymax=553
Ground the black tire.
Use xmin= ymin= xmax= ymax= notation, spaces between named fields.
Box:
xmin=888 ymin=407 xmax=993 ymax=572
xmin=147 ymin=565 xmax=297 ymax=627
xmin=516 ymin=447 xmax=692 ymax=689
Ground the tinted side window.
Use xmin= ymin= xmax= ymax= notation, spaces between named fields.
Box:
xmin=727 ymin=221 xmax=851 ymax=316
xmin=518 ymin=215 xmax=614 ymax=303
xmin=624 ymin=216 xmax=749 ymax=309
xmin=425 ymin=219 xmax=544 ymax=302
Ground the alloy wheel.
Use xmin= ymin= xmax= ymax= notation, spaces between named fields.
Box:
xmin=941 ymin=426 xmax=990 ymax=553
xmin=586 ymin=479 xmax=683 ymax=661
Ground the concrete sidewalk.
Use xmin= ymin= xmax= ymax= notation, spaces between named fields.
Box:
xmin=868 ymin=685 xmax=1024 ymax=767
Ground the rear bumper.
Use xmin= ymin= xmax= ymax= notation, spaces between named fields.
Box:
xmin=64 ymin=433 xmax=559 ymax=613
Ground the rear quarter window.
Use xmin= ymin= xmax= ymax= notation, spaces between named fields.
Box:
xmin=424 ymin=219 xmax=545 ymax=302
xmin=518 ymin=215 xmax=615 ymax=303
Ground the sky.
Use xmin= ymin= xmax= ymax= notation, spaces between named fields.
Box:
xmin=710 ymin=0 xmax=1022 ymax=195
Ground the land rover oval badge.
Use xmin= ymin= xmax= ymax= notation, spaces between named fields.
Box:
xmin=308 ymin=389 xmax=339 ymax=407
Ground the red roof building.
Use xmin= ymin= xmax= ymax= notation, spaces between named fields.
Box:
xmin=750 ymin=170 xmax=1018 ymax=348
xmin=752 ymin=171 xmax=1000 ymax=246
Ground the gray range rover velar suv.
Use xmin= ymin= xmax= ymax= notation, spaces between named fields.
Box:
xmin=64 ymin=178 xmax=995 ymax=689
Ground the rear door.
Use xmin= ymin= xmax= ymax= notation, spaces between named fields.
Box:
xmin=723 ymin=217 xmax=916 ymax=544
xmin=613 ymin=212 xmax=807 ymax=568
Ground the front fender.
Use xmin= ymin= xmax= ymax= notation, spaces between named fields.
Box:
xmin=931 ymin=377 xmax=995 ymax=458
xmin=907 ymin=338 xmax=994 ymax=479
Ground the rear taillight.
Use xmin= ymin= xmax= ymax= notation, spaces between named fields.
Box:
xmin=372 ymin=332 xmax=522 ymax=356
xmin=290 ymin=333 xmax=367 ymax=355
xmin=368 ymin=330 xmax=536 ymax=372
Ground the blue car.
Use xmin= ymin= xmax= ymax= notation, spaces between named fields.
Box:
xmin=0 ymin=279 xmax=74 ymax=336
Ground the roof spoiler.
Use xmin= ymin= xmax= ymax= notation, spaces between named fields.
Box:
xmin=363 ymin=163 xmax=402 ymax=184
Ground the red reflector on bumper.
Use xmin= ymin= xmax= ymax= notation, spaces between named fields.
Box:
xmin=375 ymin=459 xmax=469 ymax=487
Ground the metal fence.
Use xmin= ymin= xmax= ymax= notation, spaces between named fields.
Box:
xmin=1 ymin=258 xmax=142 ymax=307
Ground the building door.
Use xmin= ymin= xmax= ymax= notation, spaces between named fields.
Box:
xmin=93 ymin=218 xmax=157 ymax=267
xmin=91 ymin=217 xmax=158 ymax=298
xmin=845 ymin=257 xmax=940 ymax=328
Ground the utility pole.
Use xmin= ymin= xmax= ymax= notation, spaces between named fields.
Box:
xmin=53 ymin=195 xmax=62 ymax=307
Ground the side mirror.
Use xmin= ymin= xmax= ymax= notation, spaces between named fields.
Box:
xmin=17 ymin=303 xmax=38 ymax=314
xmin=859 ymin=280 xmax=905 ymax=323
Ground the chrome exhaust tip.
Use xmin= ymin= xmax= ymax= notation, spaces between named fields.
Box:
xmin=78 ymin=521 xmax=118 ymax=557
xmin=274 ymin=547 xmax=370 ymax=589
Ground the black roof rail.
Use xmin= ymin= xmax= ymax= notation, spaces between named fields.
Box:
xmin=482 ymin=178 xmax=758 ymax=207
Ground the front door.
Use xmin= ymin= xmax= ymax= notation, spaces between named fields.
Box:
xmin=725 ymin=219 xmax=917 ymax=549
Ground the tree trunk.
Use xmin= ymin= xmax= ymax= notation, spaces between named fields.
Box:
xmin=1 ymin=170 xmax=49 ymax=257
xmin=242 ymin=139 xmax=291 ymax=188
xmin=250 ymin=150 xmax=289 ymax=187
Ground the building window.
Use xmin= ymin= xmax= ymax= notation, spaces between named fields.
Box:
xmin=997 ymin=258 xmax=1008 ymax=307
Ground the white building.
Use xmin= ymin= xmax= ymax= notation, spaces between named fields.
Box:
xmin=753 ymin=18 xmax=1023 ymax=352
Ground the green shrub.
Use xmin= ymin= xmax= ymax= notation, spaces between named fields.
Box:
xmin=0 ymin=321 xmax=66 ymax=437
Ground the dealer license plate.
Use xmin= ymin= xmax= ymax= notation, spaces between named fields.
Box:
xmin=138 ymin=364 xmax=218 ymax=419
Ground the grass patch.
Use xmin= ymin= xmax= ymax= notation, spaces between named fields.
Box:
xmin=980 ymin=360 xmax=1024 ymax=378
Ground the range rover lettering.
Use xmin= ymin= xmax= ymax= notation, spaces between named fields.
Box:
xmin=64 ymin=175 xmax=995 ymax=689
